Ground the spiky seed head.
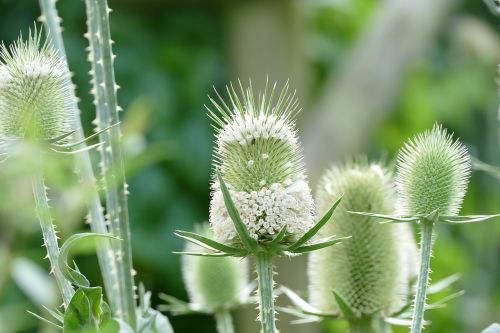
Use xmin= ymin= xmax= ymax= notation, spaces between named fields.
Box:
xmin=308 ymin=161 xmax=416 ymax=316
xmin=208 ymin=81 xmax=315 ymax=244
xmin=0 ymin=30 xmax=74 ymax=145
xmin=396 ymin=124 xmax=471 ymax=216
xmin=181 ymin=224 xmax=250 ymax=312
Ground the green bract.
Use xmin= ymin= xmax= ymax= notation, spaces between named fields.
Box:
xmin=0 ymin=31 xmax=74 ymax=145
xmin=396 ymin=124 xmax=471 ymax=216
xmin=208 ymin=82 xmax=315 ymax=244
xmin=309 ymin=162 xmax=415 ymax=317
xmin=182 ymin=224 xmax=250 ymax=312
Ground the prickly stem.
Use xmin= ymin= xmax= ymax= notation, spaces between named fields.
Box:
xmin=37 ymin=0 xmax=122 ymax=316
xmin=84 ymin=0 xmax=137 ymax=327
xmin=410 ymin=219 xmax=434 ymax=333
xmin=32 ymin=176 xmax=74 ymax=308
xmin=256 ymin=252 xmax=277 ymax=333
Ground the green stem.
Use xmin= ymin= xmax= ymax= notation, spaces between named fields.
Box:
xmin=349 ymin=317 xmax=374 ymax=333
xmin=256 ymin=252 xmax=277 ymax=333
xmin=32 ymin=176 xmax=74 ymax=308
xmin=215 ymin=310 xmax=235 ymax=333
xmin=38 ymin=0 xmax=121 ymax=316
xmin=85 ymin=0 xmax=136 ymax=327
xmin=410 ymin=219 xmax=434 ymax=333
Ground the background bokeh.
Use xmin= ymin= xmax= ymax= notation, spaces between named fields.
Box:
xmin=0 ymin=0 xmax=499 ymax=332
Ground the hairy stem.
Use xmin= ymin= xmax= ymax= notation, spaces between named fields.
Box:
xmin=85 ymin=0 xmax=136 ymax=327
xmin=32 ymin=176 xmax=74 ymax=307
xmin=37 ymin=0 xmax=121 ymax=315
xmin=411 ymin=219 xmax=434 ymax=333
xmin=256 ymin=252 xmax=277 ymax=333
xmin=215 ymin=310 xmax=235 ymax=333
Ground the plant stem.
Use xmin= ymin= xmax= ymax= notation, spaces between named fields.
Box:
xmin=32 ymin=176 xmax=74 ymax=308
xmin=410 ymin=219 xmax=434 ymax=333
xmin=215 ymin=310 xmax=235 ymax=333
xmin=85 ymin=0 xmax=137 ymax=327
xmin=349 ymin=317 xmax=374 ymax=333
xmin=38 ymin=0 xmax=121 ymax=316
xmin=256 ymin=252 xmax=277 ymax=333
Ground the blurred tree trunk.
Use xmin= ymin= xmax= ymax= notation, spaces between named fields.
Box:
xmin=226 ymin=0 xmax=309 ymax=101
xmin=227 ymin=3 xmax=313 ymax=333
xmin=303 ymin=0 xmax=454 ymax=182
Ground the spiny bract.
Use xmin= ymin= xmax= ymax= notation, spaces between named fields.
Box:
xmin=308 ymin=162 xmax=416 ymax=316
xmin=208 ymin=81 xmax=315 ymax=244
xmin=182 ymin=224 xmax=250 ymax=312
xmin=396 ymin=124 xmax=471 ymax=216
xmin=0 ymin=30 xmax=74 ymax=145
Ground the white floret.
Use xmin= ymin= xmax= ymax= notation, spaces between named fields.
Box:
xmin=210 ymin=179 xmax=315 ymax=242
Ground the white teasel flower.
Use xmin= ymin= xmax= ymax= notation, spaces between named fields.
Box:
xmin=208 ymin=81 xmax=315 ymax=244
xmin=0 ymin=29 xmax=74 ymax=146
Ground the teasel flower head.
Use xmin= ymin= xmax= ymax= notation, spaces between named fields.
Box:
xmin=0 ymin=30 xmax=74 ymax=147
xmin=182 ymin=224 xmax=251 ymax=312
xmin=308 ymin=161 xmax=416 ymax=316
xmin=396 ymin=124 xmax=471 ymax=217
xmin=208 ymin=81 xmax=315 ymax=245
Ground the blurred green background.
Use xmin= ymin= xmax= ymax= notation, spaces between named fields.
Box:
xmin=0 ymin=0 xmax=499 ymax=332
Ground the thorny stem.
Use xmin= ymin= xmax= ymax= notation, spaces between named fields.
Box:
xmin=215 ymin=310 xmax=235 ymax=333
xmin=85 ymin=0 xmax=137 ymax=327
xmin=256 ymin=252 xmax=277 ymax=333
xmin=32 ymin=176 xmax=74 ymax=308
xmin=410 ymin=219 xmax=434 ymax=333
xmin=37 ymin=0 xmax=121 ymax=315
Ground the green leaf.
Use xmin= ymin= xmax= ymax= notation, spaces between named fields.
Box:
xmin=63 ymin=286 xmax=113 ymax=333
xmin=332 ymin=290 xmax=354 ymax=320
xmin=279 ymin=286 xmax=323 ymax=315
xmin=289 ymin=236 xmax=350 ymax=254
xmin=288 ymin=196 xmax=343 ymax=251
xmin=157 ymin=294 xmax=196 ymax=315
xmin=216 ymin=170 xmax=258 ymax=252
xmin=64 ymin=289 xmax=93 ymax=331
xmin=58 ymin=233 xmax=119 ymax=288
xmin=266 ymin=225 xmax=288 ymax=248
xmin=348 ymin=211 xmax=421 ymax=223
xmin=427 ymin=273 xmax=461 ymax=294
xmin=426 ymin=290 xmax=464 ymax=310
xmin=174 ymin=230 xmax=247 ymax=256
xmin=172 ymin=251 xmax=235 ymax=257
xmin=439 ymin=214 xmax=500 ymax=224
xmin=27 ymin=311 xmax=62 ymax=329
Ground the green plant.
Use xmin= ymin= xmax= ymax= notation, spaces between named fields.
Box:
xmin=160 ymin=223 xmax=253 ymax=333
xmin=308 ymin=161 xmax=414 ymax=332
xmin=351 ymin=124 xmax=500 ymax=333
xmin=175 ymin=81 xmax=348 ymax=333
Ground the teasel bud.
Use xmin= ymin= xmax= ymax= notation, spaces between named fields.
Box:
xmin=182 ymin=224 xmax=251 ymax=312
xmin=0 ymin=30 xmax=74 ymax=146
xmin=308 ymin=161 xmax=416 ymax=317
xmin=208 ymin=82 xmax=315 ymax=244
xmin=396 ymin=124 xmax=471 ymax=216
